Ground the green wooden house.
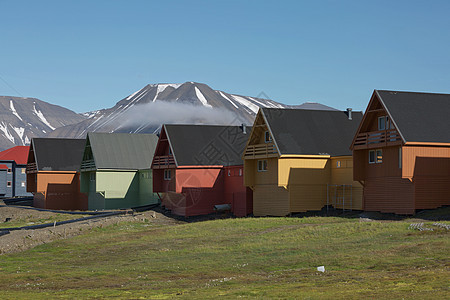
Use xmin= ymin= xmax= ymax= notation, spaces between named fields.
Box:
xmin=80 ymin=132 xmax=159 ymax=210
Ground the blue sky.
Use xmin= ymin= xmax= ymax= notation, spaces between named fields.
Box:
xmin=1 ymin=0 xmax=449 ymax=113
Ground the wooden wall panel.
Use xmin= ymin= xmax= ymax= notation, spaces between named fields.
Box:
xmin=364 ymin=177 xmax=414 ymax=214
xmin=402 ymin=146 xmax=450 ymax=178
xmin=289 ymin=184 xmax=327 ymax=212
xmin=254 ymin=158 xmax=278 ymax=185
xmin=330 ymin=157 xmax=363 ymax=210
xmin=414 ymin=176 xmax=450 ymax=209
xmin=253 ymin=185 xmax=289 ymax=216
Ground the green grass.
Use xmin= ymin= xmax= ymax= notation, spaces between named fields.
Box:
xmin=0 ymin=217 xmax=448 ymax=299
xmin=0 ymin=213 xmax=89 ymax=229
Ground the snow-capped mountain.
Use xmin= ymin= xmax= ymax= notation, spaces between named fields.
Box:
xmin=0 ymin=96 xmax=86 ymax=151
xmin=49 ymin=82 xmax=289 ymax=138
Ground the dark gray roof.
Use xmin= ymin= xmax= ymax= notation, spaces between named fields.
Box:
xmin=376 ymin=90 xmax=450 ymax=143
xmin=165 ymin=124 xmax=250 ymax=166
xmin=87 ymin=132 xmax=158 ymax=170
xmin=31 ymin=138 xmax=86 ymax=171
xmin=262 ymin=108 xmax=362 ymax=156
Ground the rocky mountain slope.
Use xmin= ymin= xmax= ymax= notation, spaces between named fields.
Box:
xmin=0 ymin=96 xmax=86 ymax=151
xmin=49 ymin=82 xmax=289 ymax=138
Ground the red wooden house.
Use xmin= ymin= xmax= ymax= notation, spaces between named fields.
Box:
xmin=351 ymin=90 xmax=450 ymax=214
xmin=151 ymin=124 xmax=252 ymax=217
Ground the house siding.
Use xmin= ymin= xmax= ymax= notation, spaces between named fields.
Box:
xmin=364 ymin=177 xmax=415 ymax=214
xmin=32 ymin=172 xmax=88 ymax=211
xmin=253 ymin=184 xmax=289 ymax=216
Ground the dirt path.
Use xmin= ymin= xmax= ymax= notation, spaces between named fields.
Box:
xmin=0 ymin=206 xmax=183 ymax=255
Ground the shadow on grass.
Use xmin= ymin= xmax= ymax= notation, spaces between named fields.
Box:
xmin=152 ymin=204 xmax=450 ymax=223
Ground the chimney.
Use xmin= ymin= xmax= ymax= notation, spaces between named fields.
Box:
xmin=346 ymin=108 xmax=352 ymax=120
xmin=241 ymin=123 xmax=247 ymax=134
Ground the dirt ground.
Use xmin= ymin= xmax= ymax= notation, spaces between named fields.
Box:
xmin=0 ymin=205 xmax=183 ymax=255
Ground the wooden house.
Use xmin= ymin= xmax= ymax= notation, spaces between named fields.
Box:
xmin=151 ymin=124 xmax=252 ymax=217
xmin=80 ymin=132 xmax=159 ymax=210
xmin=351 ymin=90 xmax=450 ymax=214
xmin=243 ymin=108 xmax=363 ymax=216
xmin=0 ymin=146 xmax=31 ymax=198
xmin=26 ymin=138 xmax=87 ymax=210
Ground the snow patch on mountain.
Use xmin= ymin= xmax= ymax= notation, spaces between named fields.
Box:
xmin=11 ymin=126 xmax=25 ymax=144
xmin=153 ymin=84 xmax=182 ymax=102
xmin=10 ymin=100 xmax=23 ymax=121
xmin=218 ymin=91 xmax=239 ymax=109
xmin=230 ymin=95 xmax=260 ymax=114
xmin=0 ymin=122 xmax=14 ymax=143
xmin=33 ymin=105 xmax=55 ymax=130
xmin=194 ymin=87 xmax=212 ymax=108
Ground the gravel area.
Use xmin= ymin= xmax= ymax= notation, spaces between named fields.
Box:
xmin=0 ymin=205 xmax=183 ymax=255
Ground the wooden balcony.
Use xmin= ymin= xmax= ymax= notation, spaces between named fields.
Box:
xmin=244 ymin=143 xmax=278 ymax=159
xmin=152 ymin=155 xmax=176 ymax=169
xmin=353 ymin=129 xmax=402 ymax=150
xmin=26 ymin=162 xmax=37 ymax=173
xmin=80 ymin=159 xmax=96 ymax=170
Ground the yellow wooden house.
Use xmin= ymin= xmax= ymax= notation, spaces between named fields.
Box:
xmin=243 ymin=108 xmax=364 ymax=216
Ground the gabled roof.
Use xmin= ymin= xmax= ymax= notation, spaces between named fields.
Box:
xmin=0 ymin=164 xmax=8 ymax=170
xmin=261 ymin=108 xmax=362 ymax=156
xmin=30 ymin=138 xmax=86 ymax=171
xmin=0 ymin=146 xmax=30 ymax=165
xmin=87 ymin=132 xmax=158 ymax=170
xmin=164 ymin=124 xmax=251 ymax=166
xmin=375 ymin=90 xmax=450 ymax=143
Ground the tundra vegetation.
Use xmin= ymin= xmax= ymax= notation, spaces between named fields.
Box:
xmin=0 ymin=208 xmax=448 ymax=299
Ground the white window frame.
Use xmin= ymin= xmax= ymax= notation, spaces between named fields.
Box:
xmin=264 ymin=131 xmax=272 ymax=143
xmin=369 ymin=150 xmax=376 ymax=164
xmin=21 ymin=168 xmax=26 ymax=174
xmin=7 ymin=181 xmax=12 ymax=187
xmin=239 ymin=168 xmax=242 ymax=176
xmin=21 ymin=181 xmax=26 ymax=187
xmin=257 ymin=159 xmax=268 ymax=172
xmin=7 ymin=168 xmax=12 ymax=174
xmin=336 ymin=160 xmax=341 ymax=168
xmin=164 ymin=169 xmax=172 ymax=180
xmin=378 ymin=116 xmax=386 ymax=131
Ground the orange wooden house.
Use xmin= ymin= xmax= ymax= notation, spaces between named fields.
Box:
xmin=351 ymin=90 xmax=450 ymax=214
xmin=26 ymin=138 xmax=88 ymax=210
xmin=151 ymin=124 xmax=252 ymax=217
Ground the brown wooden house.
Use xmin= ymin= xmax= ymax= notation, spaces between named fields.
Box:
xmin=351 ymin=90 xmax=450 ymax=214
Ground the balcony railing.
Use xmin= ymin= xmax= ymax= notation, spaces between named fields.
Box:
xmin=244 ymin=143 xmax=278 ymax=158
xmin=81 ymin=159 xmax=96 ymax=170
xmin=353 ymin=129 xmax=402 ymax=149
xmin=152 ymin=155 xmax=176 ymax=169
xmin=26 ymin=162 xmax=37 ymax=173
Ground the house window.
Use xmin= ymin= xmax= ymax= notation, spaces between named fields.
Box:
xmin=376 ymin=149 xmax=383 ymax=163
xmin=141 ymin=172 xmax=149 ymax=179
xmin=399 ymin=147 xmax=402 ymax=169
xmin=21 ymin=168 xmax=26 ymax=174
xmin=228 ymin=170 xmax=231 ymax=176
xmin=378 ymin=116 xmax=386 ymax=130
xmin=90 ymin=173 xmax=96 ymax=181
xmin=7 ymin=181 xmax=12 ymax=187
xmin=369 ymin=150 xmax=376 ymax=164
xmin=21 ymin=181 xmax=26 ymax=187
xmin=7 ymin=168 xmax=12 ymax=173
xmin=336 ymin=161 xmax=341 ymax=168
xmin=168 ymin=147 xmax=172 ymax=156
xmin=239 ymin=168 xmax=242 ymax=176
xmin=264 ymin=131 xmax=272 ymax=143
xmin=164 ymin=169 xmax=172 ymax=180
xmin=258 ymin=160 xmax=268 ymax=172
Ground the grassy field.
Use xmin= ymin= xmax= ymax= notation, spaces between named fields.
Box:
xmin=0 ymin=213 xmax=448 ymax=299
